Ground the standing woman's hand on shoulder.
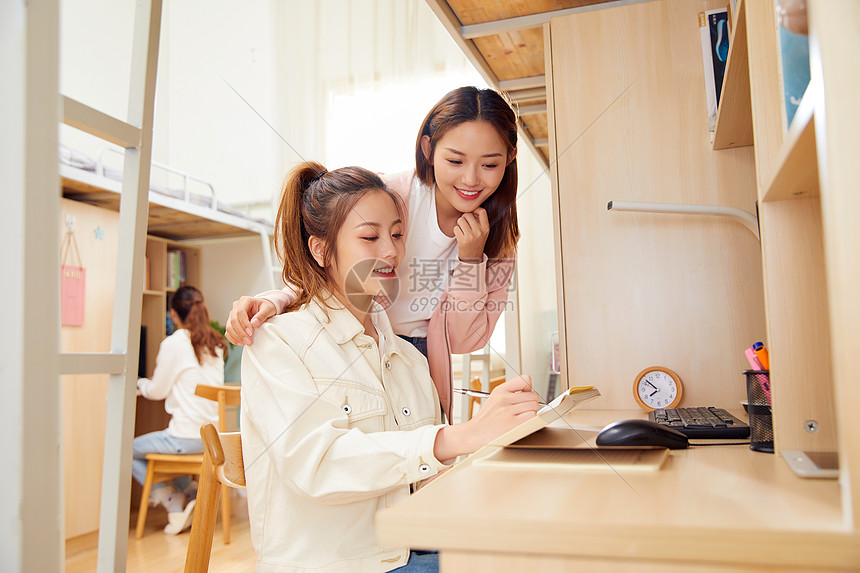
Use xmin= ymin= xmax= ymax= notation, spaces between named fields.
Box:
xmin=226 ymin=296 xmax=276 ymax=346
xmin=453 ymin=207 xmax=490 ymax=262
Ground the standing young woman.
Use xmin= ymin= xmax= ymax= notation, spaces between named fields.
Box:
xmin=134 ymin=285 xmax=227 ymax=534
xmin=241 ymin=162 xmax=537 ymax=572
xmin=228 ymin=86 xmax=520 ymax=422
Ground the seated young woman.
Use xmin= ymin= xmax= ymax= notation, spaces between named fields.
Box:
xmin=240 ymin=162 xmax=538 ymax=572
xmin=134 ymin=285 xmax=227 ymax=534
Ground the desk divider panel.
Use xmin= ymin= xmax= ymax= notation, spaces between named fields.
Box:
xmin=548 ymin=0 xmax=764 ymax=409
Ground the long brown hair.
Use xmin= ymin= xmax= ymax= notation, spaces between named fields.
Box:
xmin=415 ymin=86 xmax=520 ymax=260
xmin=171 ymin=285 xmax=227 ymax=364
xmin=275 ymin=161 xmax=404 ymax=311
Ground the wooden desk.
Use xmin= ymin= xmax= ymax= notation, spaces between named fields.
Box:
xmin=377 ymin=410 xmax=860 ymax=571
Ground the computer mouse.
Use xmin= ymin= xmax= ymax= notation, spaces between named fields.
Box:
xmin=596 ymin=419 xmax=689 ymax=449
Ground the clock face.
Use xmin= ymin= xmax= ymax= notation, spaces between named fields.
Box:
xmin=634 ymin=367 xmax=682 ymax=410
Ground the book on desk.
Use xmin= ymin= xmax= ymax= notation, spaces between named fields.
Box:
xmin=458 ymin=386 xmax=663 ymax=472
xmin=488 ymin=386 xmax=602 ymax=448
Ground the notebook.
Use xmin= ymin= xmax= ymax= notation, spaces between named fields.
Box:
xmin=488 ymin=386 xmax=602 ymax=447
xmin=450 ymin=386 xmax=604 ymax=473
xmin=468 ymin=385 xmax=667 ymax=471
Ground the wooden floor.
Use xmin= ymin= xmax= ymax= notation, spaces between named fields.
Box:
xmin=66 ymin=495 xmax=256 ymax=572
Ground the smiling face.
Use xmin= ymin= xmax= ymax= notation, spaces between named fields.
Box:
xmin=310 ymin=189 xmax=405 ymax=309
xmin=422 ymin=120 xmax=512 ymax=216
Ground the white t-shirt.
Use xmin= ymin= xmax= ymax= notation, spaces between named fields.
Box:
xmin=138 ymin=329 xmax=225 ymax=439
xmin=386 ymin=177 xmax=458 ymax=337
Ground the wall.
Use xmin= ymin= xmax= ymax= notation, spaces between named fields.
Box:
xmin=196 ymin=236 xmax=275 ymax=327
xmin=59 ymin=0 xmax=282 ymax=212
xmin=59 ymin=198 xmax=119 ymax=539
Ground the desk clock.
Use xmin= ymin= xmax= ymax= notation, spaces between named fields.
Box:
xmin=633 ymin=366 xmax=683 ymax=410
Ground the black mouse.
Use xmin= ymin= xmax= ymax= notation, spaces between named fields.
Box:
xmin=596 ymin=419 xmax=689 ymax=449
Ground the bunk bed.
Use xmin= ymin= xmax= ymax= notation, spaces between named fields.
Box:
xmin=59 ymin=145 xmax=274 ymax=242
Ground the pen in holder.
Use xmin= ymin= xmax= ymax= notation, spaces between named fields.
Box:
xmin=743 ymin=370 xmax=774 ymax=454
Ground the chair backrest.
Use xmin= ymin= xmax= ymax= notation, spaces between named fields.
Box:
xmin=195 ymin=383 xmax=241 ymax=433
xmin=184 ymin=423 xmax=245 ymax=573
xmin=202 ymin=424 xmax=245 ymax=488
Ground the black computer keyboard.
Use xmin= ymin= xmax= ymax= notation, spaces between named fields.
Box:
xmin=649 ymin=407 xmax=750 ymax=439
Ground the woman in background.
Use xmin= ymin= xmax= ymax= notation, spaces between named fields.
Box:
xmin=134 ymin=285 xmax=227 ymax=535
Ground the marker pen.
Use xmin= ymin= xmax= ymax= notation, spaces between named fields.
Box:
xmin=753 ymin=341 xmax=770 ymax=370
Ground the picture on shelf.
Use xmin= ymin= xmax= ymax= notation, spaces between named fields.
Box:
xmin=779 ymin=25 xmax=810 ymax=127
xmin=699 ymin=7 xmax=729 ymax=134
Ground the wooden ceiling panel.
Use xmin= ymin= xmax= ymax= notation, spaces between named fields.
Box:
xmin=522 ymin=114 xmax=549 ymax=140
xmin=448 ymin=0 xmax=619 ymax=26
xmin=538 ymin=147 xmax=549 ymax=163
xmin=430 ymin=0 xmax=619 ymax=168
xmin=474 ymin=27 xmax=546 ymax=80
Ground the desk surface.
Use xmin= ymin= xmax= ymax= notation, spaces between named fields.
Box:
xmin=377 ymin=410 xmax=859 ymax=570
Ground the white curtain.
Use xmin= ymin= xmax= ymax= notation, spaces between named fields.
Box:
xmin=270 ymin=0 xmax=485 ymax=176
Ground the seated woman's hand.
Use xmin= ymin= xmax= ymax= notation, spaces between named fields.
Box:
xmin=225 ymin=296 xmax=276 ymax=346
xmin=433 ymin=375 xmax=539 ymax=462
xmin=466 ymin=375 xmax=539 ymax=447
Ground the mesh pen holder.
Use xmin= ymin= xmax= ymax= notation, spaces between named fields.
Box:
xmin=744 ymin=370 xmax=774 ymax=453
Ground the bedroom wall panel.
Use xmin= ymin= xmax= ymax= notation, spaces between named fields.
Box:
xmin=548 ymin=0 xmax=765 ymax=409
xmin=60 ymin=198 xmax=119 ymax=539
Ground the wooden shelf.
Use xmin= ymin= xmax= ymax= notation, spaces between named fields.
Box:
xmin=713 ymin=0 xmax=753 ymax=150
xmin=139 ymin=236 xmax=200 ymax=378
xmin=762 ymin=84 xmax=819 ymax=201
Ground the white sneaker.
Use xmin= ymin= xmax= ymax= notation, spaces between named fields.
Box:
xmin=163 ymin=499 xmax=196 ymax=535
xmin=151 ymin=486 xmax=186 ymax=513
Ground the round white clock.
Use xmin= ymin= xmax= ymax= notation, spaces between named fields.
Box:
xmin=633 ymin=366 xmax=683 ymax=411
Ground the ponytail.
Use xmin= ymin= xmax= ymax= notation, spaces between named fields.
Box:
xmin=171 ymin=285 xmax=227 ymax=364
xmin=275 ymin=161 xmax=332 ymax=311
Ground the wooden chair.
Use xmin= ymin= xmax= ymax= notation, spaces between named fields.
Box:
xmin=184 ymin=424 xmax=245 ymax=573
xmin=135 ymin=383 xmax=241 ymax=542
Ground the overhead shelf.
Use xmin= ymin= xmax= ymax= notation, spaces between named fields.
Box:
xmin=712 ymin=0 xmax=753 ymax=150
xmin=762 ymin=83 xmax=819 ymax=202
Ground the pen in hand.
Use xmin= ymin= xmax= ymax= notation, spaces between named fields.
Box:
xmin=454 ymin=387 xmax=547 ymax=406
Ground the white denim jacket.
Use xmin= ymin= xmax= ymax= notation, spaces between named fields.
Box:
xmin=240 ymin=294 xmax=450 ymax=572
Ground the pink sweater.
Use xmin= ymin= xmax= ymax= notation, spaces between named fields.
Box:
xmin=260 ymin=170 xmax=515 ymax=421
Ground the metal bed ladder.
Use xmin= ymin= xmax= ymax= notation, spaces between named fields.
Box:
xmin=59 ymin=1 xmax=164 ymax=570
